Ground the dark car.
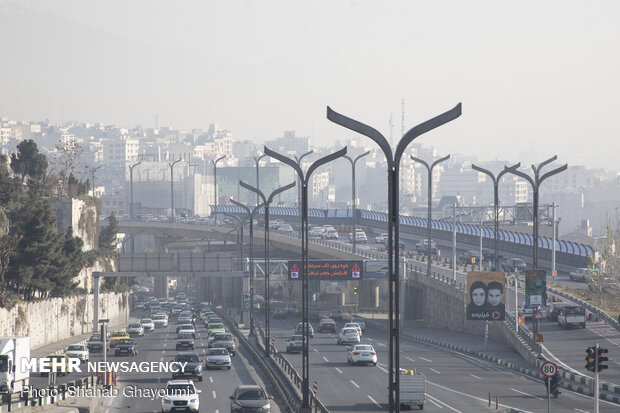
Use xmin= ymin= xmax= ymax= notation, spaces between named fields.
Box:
xmin=172 ymin=352 xmax=203 ymax=382
xmin=318 ymin=318 xmax=337 ymax=333
xmin=459 ymin=250 xmax=483 ymax=265
xmin=230 ymin=385 xmax=274 ymax=413
xmin=503 ymin=257 xmax=527 ymax=273
xmin=87 ymin=334 xmax=108 ymax=353
xmin=272 ymin=308 xmax=287 ymax=319
xmin=114 ymin=338 xmax=138 ymax=356
xmin=415 ymin=239 xmax=438 ymax=256
xmin=176 ymin=333 xmax=195 ymax=350
xmin=384 ymin=239 xmax=407 ymax=251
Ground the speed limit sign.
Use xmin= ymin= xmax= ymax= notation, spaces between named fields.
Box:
xmin=541 ymin=361 xmax=558 ymax=378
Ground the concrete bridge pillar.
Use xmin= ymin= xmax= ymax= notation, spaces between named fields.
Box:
xmin=153 ymin=275 xmax=168 ymax=298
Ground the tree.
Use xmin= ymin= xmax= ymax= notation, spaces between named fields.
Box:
xmin=0 ymin=155 xmax=20 ymax=207
xmin=99 ymin=213 xmax=119 ymax=251
xmin=9 ymin=140 xmax=48 ymax=186
xmin=588 ymin=214 xmax=620 ymax=305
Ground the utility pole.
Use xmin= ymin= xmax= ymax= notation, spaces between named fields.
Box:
xmin=168 ymin=157 xmax=182 ymax=223
xmin=212 ymin=155 xmax=226 ymax=224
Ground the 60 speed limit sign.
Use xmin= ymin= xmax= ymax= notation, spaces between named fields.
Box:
xmin=541 ymin=361 xmax=558 ymax=378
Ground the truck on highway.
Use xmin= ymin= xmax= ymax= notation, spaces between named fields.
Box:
xmin=0 ymin=337 xmax=30 ymax=394
xmin=557 ymin=306 xmax=586 ymax=328
xmin=399 ymin=369 xmax=425 ymax=410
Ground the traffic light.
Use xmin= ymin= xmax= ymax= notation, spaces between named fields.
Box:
xmin=597 ymin=348 xmax=609 ymax=372
xmin=586 ymin=346 xmax=596 ymax=372
xmin=353 ymin=286 xmax=359 ymax=295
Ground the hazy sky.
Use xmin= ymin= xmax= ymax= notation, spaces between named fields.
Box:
xmin=2 ymin=1 xmax=619 ymax=169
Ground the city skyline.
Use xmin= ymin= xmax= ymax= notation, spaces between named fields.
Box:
xmin=1 ymin=1 xmax=619 ymax=170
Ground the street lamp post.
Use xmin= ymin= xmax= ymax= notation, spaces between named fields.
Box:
xmin=168 ymin=157 xmax=182 ymax=223
xmin=410 ymin=154 xmax=450 ymax=277
xmin=294 ymin=151 xmax=314 ymax=230
xmin=212 ymin=155 xmax=226 ymax=224
xmin=471 ymin=163 xmax=521 ymax=271
xmin=253 ymin=154 xmax=268 ymax=206
xmin=328 ymin=103 xmax=462 ymax=413
xmin=230 ymin=199 xmax=266 ymax=337
xmin=129 ymin=160 xmax=142 ymax=222
xmin=504 ymin=156 xmax=567 ymax=269
xmin=223 ymin=212 xmax=246 ymax=260
xmin=264 ymin=147 xmax=346 ymax=410
xmin=343 ymin=151 xmax=370 ymax=253
xmin=240 ymin=180 xmax=296 ymax=357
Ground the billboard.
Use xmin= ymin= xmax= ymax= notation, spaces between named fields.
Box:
xmin=365 ymin=260 xmax=389 ymax=279
xmin=467 ymin=271 xmax=506 ymax=321
xmin=524 ymin=270 xmax=546 ymax=308
xmin=287 ymin=260 xmax=363 ymax=280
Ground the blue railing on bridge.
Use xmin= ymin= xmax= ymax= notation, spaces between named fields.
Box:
xmin=211 ymin=205 xmax=592 ymax=265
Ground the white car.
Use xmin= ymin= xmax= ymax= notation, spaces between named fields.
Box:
xmin=349 ymin=230 xmax=368 ymax=243
xmin=161 ymin=380 xmax=201 ymax=413
xmin=152 ymin=314 xmax=169 ymax=328
xmin=351 ymin=318 xmax=367 ymax=332
xmin=179 ymin=326 xmax=196 ymax=339
xmin=127 ymin=323 xmax=145 ymax=337
xmin=65 ymin=344 xmax=89 ymax=362
xmin=347 ymin=344 xmax=377 ymax=365
xmin=140 ymin=318 xmax=155 ymax=332
xmin=204 ymin=348 xmax=232 ymax=370
xmin=344 ymin=322 xmax=363 ymax=337
xmin=337 ymin=328 xmax=360 ymax=345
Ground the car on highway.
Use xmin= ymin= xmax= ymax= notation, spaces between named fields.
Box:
xmin=295 ymin=322 xmax=314 ymax=338
xmin=65 ymin=344 xmax=89 ymax=362
xmin=161 ymin=379 xmax=201 ymax=413
xmin=344 ymin=322 xmax=363 ymax=336
xmin=109 ymin=330 xmax=130 ymax=347
xmin=318 ymin=318 xmax=336 ymax=333
xmin=229 ymin=384 xmax=273 ymax=413
xmin=503 ymin=257 xmax=527 ymax=273
xmin=204 ymin=348 xmax=232 ymax=370
xmin=330 ymin=309 xmax=343 ymax=320
xmin=87 ymin=334 xmax=108 ymax=353
xmin=126 ymin=323 xmax=145 ymax=337
xmin=558 ymin=306 xmax=586 ymax=329
xmin=518 ymin=305 xmax=537 ymax=320
xmin=351 ymin=317 xmax=367 ymax=332
xmin=278 ymin=224 xmax=294 ymax=234
xmin=173 ymin=352 xmax=203 ymax=381
xmin=349 ymin=229 xmax=368 ymax=243
xmin=415 ymin=239 xmax=438 ymax=256
xmin=207 ymin=322 xmax=226 ymax=336
xmin=114 ymin=338 xmax=138 ymax=356
xmin=152 ymin=313 xmax=169 ymax=328
xmin=347 ymin=344 xmax=377 ymax=365
xmin=286 ymin=335 xmax=305 ymax=353
xmin=176 ymin=333 xmax=195 ymax=350
xmin=208 ymin=332 xmax=236 ymax=354
xmin=337 ymin=327 xmax=361 ymax=345
xmin=546 ymin=301 xmax=573 ymax=321
xmin=205 ymin=316 xmax=223 ymax=328
xmin=272 ymin=307 xmax=287 ymax=319
xmin=375 ymin=233 xmax=388 ymax=243
xmin=286 ymin=303 xmax=300 ymax=315
xmin=569 ymin=267 xmax=591 ymax=282
xmin=177 ymin=324 xmax=197 ymax=338
xmin=324 ymin=229 xmax=339 ymax=240
xmin=309 ymin=227 xmax=323 ymax=239
xmin=459 ymin=250 xmax=483 ymax=265
xmin=140 ymin=318 xmax=155 ymax=332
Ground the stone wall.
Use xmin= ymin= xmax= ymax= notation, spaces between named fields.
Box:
xmin=0 ymin=291 xmax=129 ymax=350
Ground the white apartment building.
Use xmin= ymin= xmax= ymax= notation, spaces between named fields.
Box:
xmin=103 ymin=138 xmax=140 ymax=164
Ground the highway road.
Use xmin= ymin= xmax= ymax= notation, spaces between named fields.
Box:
xmin=263 ymin=311 xmax=620 ymax=413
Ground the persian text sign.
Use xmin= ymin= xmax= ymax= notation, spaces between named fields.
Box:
xmin=287 ymin=260 xmax=364 ymax=280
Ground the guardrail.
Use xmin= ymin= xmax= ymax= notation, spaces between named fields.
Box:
xmin=0 ymin=375 xmax=97 ymax=412
xmin=547 ymin=286 xmax=620 ymax=331
xmin=251 ymin=316 xmax=330 ymax=413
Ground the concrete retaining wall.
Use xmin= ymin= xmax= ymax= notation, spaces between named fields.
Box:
xmin=0 ymin=291 xmax=129 ymax=350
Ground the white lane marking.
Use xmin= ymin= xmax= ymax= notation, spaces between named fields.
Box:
xmin=586 ymin=325 xmax=620 ymax=348
xmin=212 ymin=390 xmax=217 ymax=399
xmin=163 ymin=342 xmax=167 ymax=347
xmin=313 ymin=348 xmax=319 ymax=353
xmin=322 ymin=356 xmax=329 ymax=362
xmin=376 ymin=342 xmax=386 ymax=347
xmin=574 ymin=409 xmax=589 ymax=413
xmin=426 ymin=394 xmax=461 ymax=412
xmin=430 ymin=368 xmax=441 ymax=374
xmin=209 ymin=377 xmax=213 ymax=383
xmin=377 ymin=365 xmax=389 ymax=373
xmin=367 ymin=395 xmax=381 ymax=408
xmin=334 ymin=367 xmax=343 ymax=374
xmin=470 ymin=374 xmax=482 ymax=380
xmin=511 ymin=388 xmax=542 ymax=400
xmin=159 ymin=357 xmax=163 ymax=362
xmin=405 ymin=356 xmax=415 ymax=362
xmin=215 ymin=410 xmax=219 ymax=413
xmin=428 ymin=398 xmax=443 ymax=408
xmin=420 ymin=357 xmax=432 ymax=362
xmin=350 ymin=380 xmax=360 ymax=388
